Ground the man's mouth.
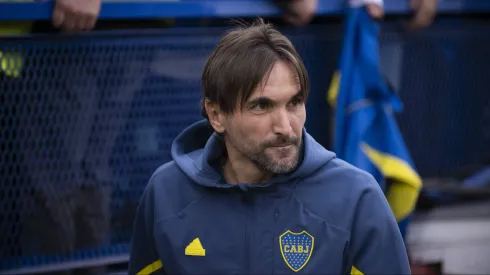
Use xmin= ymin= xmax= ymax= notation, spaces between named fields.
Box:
xmin=269 ymin=144 xmax=294 ymax=148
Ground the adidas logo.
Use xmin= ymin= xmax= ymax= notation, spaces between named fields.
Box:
xmin=185 ymin=238 xmax=206 ymax=256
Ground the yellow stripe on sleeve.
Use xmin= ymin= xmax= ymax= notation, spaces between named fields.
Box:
xmin=137 ymin=259 xmax=163 ymax=275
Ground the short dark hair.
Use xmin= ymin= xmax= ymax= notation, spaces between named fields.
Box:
xmin=201 ymin=18 xmax=309 ymax=118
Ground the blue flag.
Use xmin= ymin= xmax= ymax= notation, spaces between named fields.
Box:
xmin=327 ymin=7 xmax=422 ymax=238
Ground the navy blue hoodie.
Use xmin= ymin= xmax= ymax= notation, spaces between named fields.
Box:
xmin=129 ymin=120 xmax=410 ymax=275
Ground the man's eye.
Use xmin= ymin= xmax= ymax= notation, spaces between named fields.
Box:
xmin=288 ymin=97 xmax=303 ymax=107
xmin=253 ymin=102 xmax=270 ymax=110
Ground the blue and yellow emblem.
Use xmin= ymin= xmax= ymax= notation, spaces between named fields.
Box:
xmin=279 ymin=230 xmax=314 ymax=272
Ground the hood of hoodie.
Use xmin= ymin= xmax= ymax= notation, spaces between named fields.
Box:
xmin=171 ymin=119 xmax=336 ymax=188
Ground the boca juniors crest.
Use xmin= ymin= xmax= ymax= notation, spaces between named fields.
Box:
xmin=279 ymin=230 xmax=314 ymax=272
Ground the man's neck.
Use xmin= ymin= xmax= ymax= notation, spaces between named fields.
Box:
xmin=222 ymin=158 xmax=272 ymax=185
xmin=222 ymin=144 xmax=273 ymax=185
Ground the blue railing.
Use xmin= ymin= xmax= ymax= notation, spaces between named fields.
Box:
xmin=0 ymin=0 xmax=490 ymax=21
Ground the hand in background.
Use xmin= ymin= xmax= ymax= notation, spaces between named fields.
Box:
xmin=282 ymin=0 xmax=318 ymax=26
xmin=407 ymin=0 xmax=437 ymax=29
xmin=52 ymin=0 xmax=101 ymax=32
xmin=356 ymin=0 xmax=437 ymax=29
xmin=365 ymin=2 xmax=384 ymax=19
xmin=280 ymin=0 xmax=437 ymax=30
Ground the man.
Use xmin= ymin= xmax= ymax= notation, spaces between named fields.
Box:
xmin=129 ymin=19 xmax=410 ymax=275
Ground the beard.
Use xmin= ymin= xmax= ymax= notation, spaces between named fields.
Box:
xmin=226 ymin=130 xmax=302 ymax=174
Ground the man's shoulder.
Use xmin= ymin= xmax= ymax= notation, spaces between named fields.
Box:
xmin=294 ymin=157 xmax=382 ymax=231
xmin=150 ymin=160 xmax=182 ymax=182
xmin=312 ymin=157 xmax=380 ymax=193
xmin=144 ymin=160 xmax=178 ymax=186
xmin=141 ymin=161 xmax=202 ymax=215
xmin=146 ymin=160 xmax=199 ymax=193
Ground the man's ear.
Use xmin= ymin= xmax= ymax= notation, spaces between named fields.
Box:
xmin=204 ymin=99 xmax=226 ymax=133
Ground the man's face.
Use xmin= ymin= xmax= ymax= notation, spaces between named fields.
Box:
xmin=223 ymin=60 xmax=306 ymax=174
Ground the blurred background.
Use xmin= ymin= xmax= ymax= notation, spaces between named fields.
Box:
xmin=0 ymin=0 xmax=489 ymax=274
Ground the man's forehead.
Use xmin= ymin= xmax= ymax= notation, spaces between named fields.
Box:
xmin=250 ymin=61 xmax=299 ymax=94
xmin=248 ymin=77 xmax=300 ymax=101
xmin=266 ymin=61 xmax=299 ymax=84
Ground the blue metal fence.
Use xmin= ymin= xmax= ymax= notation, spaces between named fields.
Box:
xmin=0 ymin=0 xmax=489 ymax=273
xmin=2 ymin=0 xmax=490 ymax=21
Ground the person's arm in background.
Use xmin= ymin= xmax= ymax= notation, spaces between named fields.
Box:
xmin=279 ymin=0 xmax=437 ymax=29
xmin=52 ymin=0 xmax=101 ymax=32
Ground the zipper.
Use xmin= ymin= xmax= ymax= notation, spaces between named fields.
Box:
xmin=244 ymin=195 xmax=253 ymax=274
xmin=272 ymin=208 xmax=279 ymax=274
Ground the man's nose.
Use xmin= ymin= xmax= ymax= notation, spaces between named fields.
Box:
xmin=271 ymin=108 xmax=293 ymax=136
